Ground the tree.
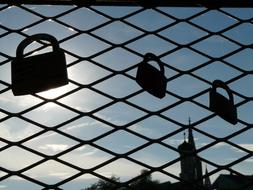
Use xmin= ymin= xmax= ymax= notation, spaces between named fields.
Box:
xmin=130 ymin=169 xmax=160 ymax=190
xmin=83 ymin=176 xmax=120 ymax=190
xmin=83 ymin=170 xmax=162 ymax=190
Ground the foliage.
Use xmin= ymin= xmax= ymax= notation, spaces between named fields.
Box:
xmin=83 ymin=176 xmax=120 ymax=190
xmin=130 ymin=169 xmax=160 ymax=190
xmin=83 ymin=170 xmax=161 ymax=190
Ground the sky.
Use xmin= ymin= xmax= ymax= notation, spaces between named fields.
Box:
xmin=0 ymin=3 xmax=253 ymax=190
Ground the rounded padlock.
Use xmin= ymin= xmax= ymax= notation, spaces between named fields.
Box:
xmin=16 ymin=34 xmax=60 ymax=59
xmin=209 ymin=80 xmax=237 ymax=124
xmin=11 ymin=33 xmax=68 ymax=96
xmin=136 ymin=53 xmax=167 ymax=98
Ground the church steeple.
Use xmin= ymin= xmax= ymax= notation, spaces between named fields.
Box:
xmin=178 ymin=118 xmax=203 ymax=186
xmin=188 ymin=117 xmax=196 ymax=150
xmin=204 ymin=166 xmax=212 ymax=189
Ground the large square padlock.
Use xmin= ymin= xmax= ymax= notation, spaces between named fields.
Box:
xmin=136 ymin=53 xmax=167 ymax=98
xmin=209 ymin=80 xmax=237 ymax=124
xmin=11 ymin=33 xmax=68 ymax=96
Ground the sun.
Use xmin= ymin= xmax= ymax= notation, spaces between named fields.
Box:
xmin=37 ymin=83 xmax=74 ymax=99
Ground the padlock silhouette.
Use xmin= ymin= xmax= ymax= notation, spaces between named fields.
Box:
xmin=136 ymin=53 xmax=167 ymax=98
xmin=11 ymin=34 xmax=68 ymax=96
xmin=209 ymin=80 xmax=237 ymax=124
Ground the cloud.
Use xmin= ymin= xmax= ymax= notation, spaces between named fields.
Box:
xmin=167 ymin=139 xmax=185 ymax=145
xmin=0 ymin=112 xmax=6 ymax=118
xmin=49 ymin=172 xmax=72 ymax=178
xmin=212 ymin=142 xmax=228 ymax=148
xmin=27 ymin=132 xmax=56 ymax=142
xmin=81 ymin=149 xmax=98 ymax=156
xmin=0 ymin=121 xmax=41 ymax=142
xmin=0 ymin=172 xmax=6 ymax=178
xmin=238 ymin=144 xmax=253 ymax=151
xmin=245 ymin=159 xmax=253 ymax=163
xmin=65 ymin=120 xmax=98 ymax=131
xmin=199 ymin=142 xmax=208 ymax=147
xmin=231 ymin=143 xmax=253 ymax=153
xmin=0 ymin=146 xmax=42 ymax=171
xmin=0 ymin=91 xmax=42 ymax=113
xmin=38 ymin=144 xmax=70 ymax=152
xmin=129 ymin=124 xmax=152 ymax=134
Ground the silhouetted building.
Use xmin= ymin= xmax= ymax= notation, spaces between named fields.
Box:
xmin=158 ymin=120 xmax=253 ymax=190
xmin=175 ymin=119 xmax=212 ymax=190
xmin=213 ymin=174 xmax=253 ymax=190
xmin=178 ymin=119 xmax=205 ymax=185
xmin=204 ymin=167 xmax=212 ymax=190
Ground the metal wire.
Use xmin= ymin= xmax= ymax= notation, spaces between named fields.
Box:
xmin=0 ymin=1 xmax=253 ymax=189
xmin=2 ymin=0 xmax=253 ymax=7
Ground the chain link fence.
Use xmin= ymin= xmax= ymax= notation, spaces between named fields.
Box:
xmin=0 ymin=1 xmax=253 ymax=189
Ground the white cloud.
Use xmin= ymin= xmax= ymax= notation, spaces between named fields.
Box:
xmin=49 ymin=172 xmax=71 ymax=178
xmin=238 ymin=144 xmax=253 ymax=151
xmin=0 ymin=106 xmax=251 ymax=186
xmin=0 ymin=146 xmax=42 ymax=171
xmin=59 ymin=148 xmax=112 ymax=169
xmin=166 ymin=138 xmax=199 ymax=147
xmin=0 ymin=112 xmax=6 ymax=118
xmin=212 ymin=142 xmax=228 ymax=148
xmin=39 ymin=144 xmax=70 ymax=152
xmin=23 ymin=160 xmax=78 ymax=183
xmin=94 ymin=112 xmax=127 ymax=126
xmin=0 ymin=91 xmax=42 ymax=113
xmin=0 ymin=172 xmax=6 ymax=178
xmin=75 ymin=146 xmax=87 ymax=151
xmin=81 ymin=149 xmax=97 ymax=156
xmin=199 ymin=142 xmax=208 ymax=147
xmin=9 ymin=176 xmax=26 ymax=181
xmin=231 ymin=143 xmax=253 ymax=153
xmin=65 ymin=120 xmax=98 ymax=131
xmin=0 ymin=122 xmax=41 ymax=142
xmin=37 ymin=83 xmax=76 ymax=99
xmin=27 ymin=132 xmax=56 ymax=142
xmin=130 ymin=124 xmax=152 ymax=134
xmin=245 ymin=159 xmax=253 ymax=163
xmin=167 ymin=139 xmax=184 ymax=145
xmin=74 ymin=174 xmax=98 ymax=180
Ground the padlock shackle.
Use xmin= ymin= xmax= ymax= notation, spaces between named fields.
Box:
xmin=142 ymin=53 xmax=164 ymax=74
xmin=212 ymin=80 xmax=234 ymax=103
xmin=16 ymin=34 xmax=60 ymax=58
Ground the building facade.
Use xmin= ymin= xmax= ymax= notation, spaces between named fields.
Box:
xmin=177 ymin=120 xmax=212 ymax=190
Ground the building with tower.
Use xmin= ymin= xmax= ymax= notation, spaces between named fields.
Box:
xmin=171 ymin=119 xmax=212 ymax=190
xmin=178 ymin=127 xmax=203 ymax=185
xmin=159 ymin=118 xmax=252 ymax=190
xmin=204 ymin=167 xmax=212 ymax=190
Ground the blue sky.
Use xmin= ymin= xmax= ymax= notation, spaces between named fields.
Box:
xmin=0 ymin=3 xmax=253 ymax=190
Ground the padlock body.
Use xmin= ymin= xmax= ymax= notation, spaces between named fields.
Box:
xmin=136 ymin=63 xmax=166 ymax=98
xmin=210 ymin=91 xmax=237 ymax=124
xmin=12 ymin=49 xmax=68 ymax=95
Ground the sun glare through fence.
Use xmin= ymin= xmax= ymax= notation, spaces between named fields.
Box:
xmin=0 ymin=1 xmax=253 ymax=190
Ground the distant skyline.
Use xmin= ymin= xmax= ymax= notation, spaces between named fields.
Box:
xmin=0 ymin=3 xmax=253 ymax=190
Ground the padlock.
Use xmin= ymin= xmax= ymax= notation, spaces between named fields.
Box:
xmin=136 ymin=53 xmax=167 ymax=98
xmin=209 ymin=80 xmax=237 ymax=124
xmin=11 ymin=33 xmax=68 ymax=96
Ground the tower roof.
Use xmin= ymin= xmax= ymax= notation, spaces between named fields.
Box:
xmin=188 ymin=118 xmax=196 ymax=150
xmin=178 ymin=140 xmax=194 ymax=151
xmin=204 ymin=166 xmax=212 ymax=188
xmin=178 ymin=118 xmax=196 ymax=152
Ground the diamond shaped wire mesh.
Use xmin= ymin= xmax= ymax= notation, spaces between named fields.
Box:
xmin=0 ymin=1 xmax=253 ymax=189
